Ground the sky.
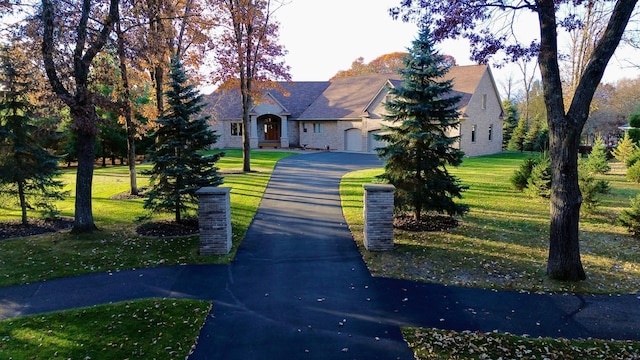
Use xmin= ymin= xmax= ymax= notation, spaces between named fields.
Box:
xmin=273 ymin=0 xmax=640 ymax=95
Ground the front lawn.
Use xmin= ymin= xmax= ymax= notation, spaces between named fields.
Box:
xmin=0 ymin=299 xmax=210 ymax=359
xmin=0 ymin=149 xmax=296 ymax=287
xmin=341 ymin=151 xmax=640 ymax=295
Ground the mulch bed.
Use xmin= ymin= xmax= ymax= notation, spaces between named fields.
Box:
xmin=135 ymin=218 xmax=200 ymax=237
xmin=393 ymin=213 xmax=460 ymax=232
xmin=0 ymin=218 xmax=75 ymax=240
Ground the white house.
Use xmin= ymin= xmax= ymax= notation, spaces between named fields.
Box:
xmin=206 ymin=64 xmax=504 ymax=157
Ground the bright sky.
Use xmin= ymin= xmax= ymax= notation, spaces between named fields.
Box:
xmin=274 ymin=0 xmax=640 ymax=94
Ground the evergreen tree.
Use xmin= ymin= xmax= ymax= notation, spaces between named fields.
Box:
xmin=507 ymin=116 xmax=527 ymax=151
xmin=628 ymin=112 xmax=640 ymax=144
xmin=502 ymin=98 xmax=519 ymax=149
xmin=376 ymin=24 xmax=468 ymax=221
xmin=144 ymin=58 xmax=224 ymax=223
xmin=523 ymin=117 xmax=540 ymax=151
xmin=582 ymin=136 xmax=610 ymax=175
xmin=0 ymin=46 xmax=66 ymax=225
xmin=612 ymin=131 xmax=637 ymax=166
xmin=524 ymin=153 xmax=552 ymax=199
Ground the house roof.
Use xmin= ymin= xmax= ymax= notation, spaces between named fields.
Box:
xmin=206 ymin=81 xmax=330 ymax=120
xmin=205 ymin=64 xmax=490 ymax=121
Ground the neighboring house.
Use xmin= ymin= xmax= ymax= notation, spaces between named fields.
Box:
xmin=205 ymin=64 xmax=503 ymax=157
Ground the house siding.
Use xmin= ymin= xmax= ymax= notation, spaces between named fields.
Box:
xmin=457 ymin=70 xmax=503 ymax=157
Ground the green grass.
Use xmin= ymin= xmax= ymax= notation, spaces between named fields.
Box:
xmin=341 ymin=151 xmax=640 ymax=294
xmin=0 ymin=149 xmax=296 ymax=286
xmin=0 ymin=299 xmax=210 ymax=358
xmin=403 ymin=327 xmax=640 ymax=359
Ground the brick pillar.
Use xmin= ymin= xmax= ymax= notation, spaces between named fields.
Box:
xmin=363 ymin=184 xmax=395 ymax=251
xmin=196 ymin=187 xmax=232 ymax=255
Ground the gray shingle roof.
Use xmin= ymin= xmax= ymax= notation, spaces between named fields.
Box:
xmin=205 ymin=65 xmax=488 ymax=120
xmin=205 ymin=82 xmax=330 ymax=120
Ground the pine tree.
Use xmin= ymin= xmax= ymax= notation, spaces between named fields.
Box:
xmin=376 ymin=24 xmax=468 ymax=222
xmin=582 ymin=136 xmax=610 ymax=175
xmin=612 ymin=131 xmax=637 ymax=166
xmin=0 ymin=45 xmax=66 ymax=225
xmin=507 ymin=116 xmax=527 ymax=151
xmin=501 ymin=99 xmax=519 ymax=149
xmin=144 ymin=58 xmax=224 ymax=223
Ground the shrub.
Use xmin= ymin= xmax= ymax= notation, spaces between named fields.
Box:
xmin=619 ymin=194 xmax=640 ymax=238
xmin=612 ymin=132 xmax=637 ymax=165
xmin=582 ymin=136 xmax=610 ymax=175
xmin=524 ymin=154 xmax=551 ymax=199
xmin=626 ymin=161 xmax=640 ymax=183
xmin=579 ymin=167 xmax=610 ymax=214
xmin=510 ymin=157 xmax=540 ymax=191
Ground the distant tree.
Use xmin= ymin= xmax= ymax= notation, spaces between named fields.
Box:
xmin=144 ymin=58 xmax=224 ymax=223
xmin=612 ymin=131 xmax=637 ymax=165
xmin=507 ymin=116 xmax=527 ymax=151
xmin=578 ymin=163 xmax=610 ymax=214
xmin=0 ymin=45 xmax=66 ymax=225
xmin=628 ymin=112 xmax=640 ymax=143
xmin=41 ymin=0 xmax=119 ymax=233
xmin=502 ymin=98 xmax=519 ymax=149
xmin=332 ymin=52 xmax=457 ymax=80
xmin=582 ymin=136 xmax=611 ymax=175
xmin=376 ymin=24 xmax=468 ymax=221
xmin=212 ymin=0 xmax=290 ymax=172
xmin=619 ymin=194 xmax=640 ymax=237
xmin=332 ymin=52 xmax=407 ymax=79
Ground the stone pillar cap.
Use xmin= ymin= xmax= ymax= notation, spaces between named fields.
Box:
xmin=195 ymin=186 xmax=231 ymax=195
xmin=363 ymin=184 xmax=396 ymax=191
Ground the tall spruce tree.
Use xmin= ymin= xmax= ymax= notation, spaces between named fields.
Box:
xmin=376 ymin=23 xmax=468 ymax=221
xmin=0 ymin=46 xmax=66 ymax=225
xmin=501 ymin=99 xmax=519 ymax=150
xmin=144 ymin=58 xmax=224 ymax=223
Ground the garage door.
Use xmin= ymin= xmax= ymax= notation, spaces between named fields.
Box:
xmin=345 ymin=128 xmax=362 ymax=152
xmin=368 ymin=130 xmax=386 ymax=152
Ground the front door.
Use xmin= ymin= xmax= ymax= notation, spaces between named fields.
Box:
xmin=264 ymin=120 xmax=280 ymax=141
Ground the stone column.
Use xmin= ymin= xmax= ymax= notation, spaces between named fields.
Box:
xmin=280 ymin=115 xmax=289 ymax=148
xmin=250 ymin=115 xmax=259 ymax=148
xmin=196 ymin=187 xmax=232 ymax=255
xmin=363 ymin=184 xmax=395 ymax=251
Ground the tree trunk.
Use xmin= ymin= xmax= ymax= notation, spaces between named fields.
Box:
xmin=241 ymin=88 xmax=252 ymax=172
xmin=18 ymin=180 xmax=27 ymax=226
xmin=116 ymin=21 xmax=138 ymax=195
xmin=73 ymin=127 xmax=97 ymax=233
xmin=546 ymin=122 xmax=586 ymax=280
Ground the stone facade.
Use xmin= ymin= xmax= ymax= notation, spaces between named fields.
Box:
xmin=363 ymin=184 xmax=395 ymax=251
xmin=196 ymin=187 xmax=232 ymax=255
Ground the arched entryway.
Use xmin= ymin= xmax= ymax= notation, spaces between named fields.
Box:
xmin=258 ymin=114 xmax=281 ymax=148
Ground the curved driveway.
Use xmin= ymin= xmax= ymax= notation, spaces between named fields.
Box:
xmin=1 ymin=152 xmax=639 ymax=359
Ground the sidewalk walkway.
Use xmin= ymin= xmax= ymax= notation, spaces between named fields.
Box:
xmin=1 ymin=152 xmax=638 ymax=359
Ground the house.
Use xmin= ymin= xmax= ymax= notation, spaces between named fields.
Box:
xmin=205 ymin=64 xmax=503 ymax=157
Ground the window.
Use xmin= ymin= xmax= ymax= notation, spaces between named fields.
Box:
xmin=231 ymin=123 xmax=243 ymax=136
xmin=471 ymin=125 xmax=477 ymax=143
xmin=313 ymin=123 xmax=323 ymax=133
xmin=481 ymin=94 xmax=487 ymax=110
xmin=488 ymin=124 xmax=493 ymax=141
